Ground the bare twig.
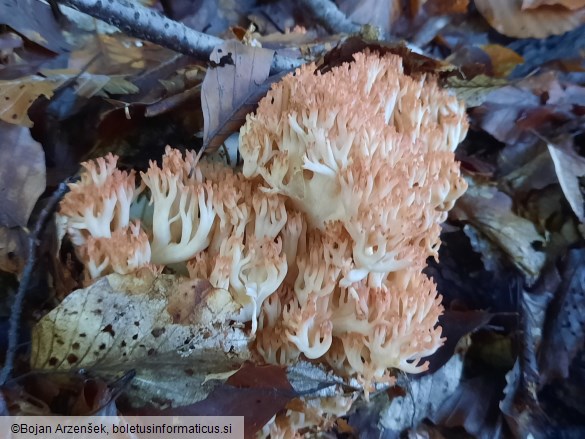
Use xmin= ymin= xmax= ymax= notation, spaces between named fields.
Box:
xmin=55 ymin=0 xmax=302 ymax=74
xmin=0 ymin=180 xmax=71 ymax=385
xmin=297 ymin=0 xmax=360 ymax=34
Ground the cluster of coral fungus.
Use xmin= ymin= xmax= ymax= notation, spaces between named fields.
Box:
xmin=58 ymin=50 xmax=468 ymax=391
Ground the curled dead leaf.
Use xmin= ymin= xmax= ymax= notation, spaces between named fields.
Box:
xmin=201 ymin=41 xmax=275 ymax=153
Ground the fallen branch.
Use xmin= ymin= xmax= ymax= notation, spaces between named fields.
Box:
xmin=0 ymin=180 xmax=71 ymax=385
xmin=297 ymin=0 xmax=360 ymax=34
xmin=55 ymin=0 xmax=303 ymax=74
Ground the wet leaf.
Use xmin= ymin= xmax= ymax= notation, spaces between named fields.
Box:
xmin=201 ymin=41 xmax=275 ymax=153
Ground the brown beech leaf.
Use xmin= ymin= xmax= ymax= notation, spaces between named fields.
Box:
xmin=0 ymin=121 xmax=45 ymax=227
xmin=475 ymin=0 xmax=585 ymax=38
xmin=227 ymin=362 xmax=293 ymax=392
xmin=425 ymin=0 xmax=470 ymax=15
xmin=128 ymin=363 xmax=298 ymax=439
xmin=319 ymin=37 xmax=455 ymax=78
xmin=201 ymin=41 xmax=275 ymax=153
xmin=522 ymin=0 xmax=585 ymax=9
xmin=546 ymin=136 xmax=585 ymax=223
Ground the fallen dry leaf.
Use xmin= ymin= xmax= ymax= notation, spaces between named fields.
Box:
xmin=380 ymin=354 xmax=464 ymax=433
xmin=481 ymin=45 xmax=524 ymax=78
xmin=0 ymin=121 xmax=45 ymax=228
xmin=2 ymin=370 xmax=126 ymax=416
xmin=425 ymin=0 xmax=470 ymax=15
xmin=31 ymin=273 xmax=249 ymax=370
xmin=475 ymin=0 xmax=585 ymax=38
xmin=0 ymin=227 xmax=26 ymax=274
xmin=69 ymin=34 xmax=175 ymax=76
xmin=451 ymin=178 xmax=547 ymax=281
xmin=546 ymin=137 xmax=585 ymax=223
xmin=522 ymin=0 xmax=585 ymax=10
xmin=0 ymin=75 xmax=67 ymax=126
xmin=539 ymin=248 xmax=585 ymax=384
xmin=336 ymin=0 xmax=401 ymax=34
xmin=0 ymin=0 xmax=70 ymax=53
xmin=433 ymin=375 xmax=506 ymax=438
xmin=446 ymin=75 xmax=508 ymax=108
xmin=201 ymin=41 xmax=275 ymax=153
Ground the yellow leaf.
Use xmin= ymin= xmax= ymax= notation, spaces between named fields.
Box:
xmin=481 ymin=44 xmax=524 ymax=78
xmin=0 ymin=76 xmax=66 ymax=127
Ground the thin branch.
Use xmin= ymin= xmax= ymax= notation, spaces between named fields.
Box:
xmin=55 ymin=0 xmax=303 ymax=74
xmin=297 ymin=0 xmax=360 ymax=35
xmin=0 ymin=180 xmax=71 ymax=385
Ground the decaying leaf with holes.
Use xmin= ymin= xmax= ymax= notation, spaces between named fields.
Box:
xmin=31 ymin=273 xmax=249 ymax=370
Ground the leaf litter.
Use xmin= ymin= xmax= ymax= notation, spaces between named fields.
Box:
xmin=1 ymin=1 xmax=585 ymax=437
